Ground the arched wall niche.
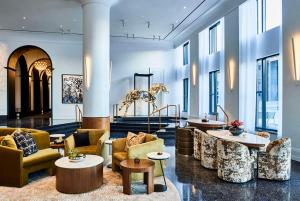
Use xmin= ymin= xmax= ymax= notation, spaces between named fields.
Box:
xmin=6 ymin=45 xmax=53 ymax=118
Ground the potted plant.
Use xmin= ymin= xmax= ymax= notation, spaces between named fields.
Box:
xmin=229 ymin=120 xmax=244 ymax=136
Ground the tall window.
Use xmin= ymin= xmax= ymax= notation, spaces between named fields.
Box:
xmin=209 ymin=22 xmax=221 ymax=54
xmin=257 ymin=0 xmax=280 ymax=33
xmin=256 ymin=55 xmax=279 ymax=132
xmin=183 ymin=78 xmax=189 ymax=112
xmin=183 ymin=42 xmax=189 ymax=65
xmin=209 ymin=70 xmax=219 ymax=114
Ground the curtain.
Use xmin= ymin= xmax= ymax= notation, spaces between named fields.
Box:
xmin=239 ymin=0 xmax=257 ymax=132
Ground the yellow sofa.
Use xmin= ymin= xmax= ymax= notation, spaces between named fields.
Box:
xmin=112 ymin=134 xmax=164 ymax=181
xmin=0 ymin=128 xmax=60 ymax=187
xmin=64 ymin=129 xmax=109 ymax=163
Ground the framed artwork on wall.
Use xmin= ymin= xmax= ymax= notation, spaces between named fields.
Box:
xmin=62 ymin=74 xmax=83 ymax=104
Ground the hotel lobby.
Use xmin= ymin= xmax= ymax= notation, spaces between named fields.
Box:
xmin=0 ymin=0 xmax=300 ymax=200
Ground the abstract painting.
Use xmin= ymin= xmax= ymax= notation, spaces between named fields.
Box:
xmin=62 ymin=74 xmax=83 ymax=104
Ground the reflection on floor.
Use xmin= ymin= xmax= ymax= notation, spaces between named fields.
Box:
xmin=164 ymin=146 xmax=300 ymax=201
xmin=0 ymin=113 xmax=76 ymax=128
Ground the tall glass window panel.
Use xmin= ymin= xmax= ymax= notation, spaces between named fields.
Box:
xmin=209 ymin=22 xmax=220 ymax=54
xmin=266 ymin=57 xmax=279 ymax=130
xmin=183 ymin=78 xmax=189 ymax=112
xmin=265 ymin=0 xmax=280 ymax=31
xmin=183 ymin=42 xmax=189 ymax=66
xmin=209 ymin=70 xmax=219 ymax=114
xmin=257 ymin=0 xmax=281 ymax=33
xmin=255 ymin=55 xmax=279 ymax=132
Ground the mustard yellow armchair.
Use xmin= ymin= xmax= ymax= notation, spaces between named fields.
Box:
xmin=64 ymin=129 xmax=109 ymax=163
xmin=0 ymin=128 xmax=60 ymax=187
xmin=112 ymin=134 xmax=165 ymax=181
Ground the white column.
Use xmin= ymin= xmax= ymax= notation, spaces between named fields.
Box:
xmin=81 ymin=0 xmax=117 ymax=119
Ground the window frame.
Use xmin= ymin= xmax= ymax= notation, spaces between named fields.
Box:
xmin=183 ymin=78 xmax=189 ymax=112
xmin=183 ymin=42 xmax=189 ymax=66
xmin=257 ymin=0 xmax=280 ymax=34
xmin=209 ymin=21 xmax=220 ymax=54
xmin=255 ymin=54 xmax=279 ymax=133
xmin=209 ymin=70 xmax=219 ymax=115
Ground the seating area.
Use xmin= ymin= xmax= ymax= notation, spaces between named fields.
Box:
xmin=1 ymin=0 xmax=300 ymax=201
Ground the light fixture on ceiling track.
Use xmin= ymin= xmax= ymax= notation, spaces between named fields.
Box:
xmin=132 ymin=34 xmax=135 ymax=39
xmin=153 ymin=35 xmax=156 ymax=40
xmin=147 ymin=21 xmax=150 ymax=29
xmin=120 ymin=19 xmax=125 ymax=27
xmin=171 ymin=24 xmax=175 ymax=30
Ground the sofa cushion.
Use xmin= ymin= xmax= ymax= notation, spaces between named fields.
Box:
xmin=1 ymin=135 xmax=17 ymax=149
xmin=13 ymin=132 xmax=38 ymax=157
xmin=23 ymin=148 xmax=60 ymax=167
xmin=113 ymin=152 xmax=128 ymax=161
xmin=76 ymin=145 xmax=97 ymax=155
xmin=73 ymin=131 xmax=90 ymax=147
xmin=125 ymin=132 xmax=146 ymax=151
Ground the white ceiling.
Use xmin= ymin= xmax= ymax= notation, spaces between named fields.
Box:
xmin=0 ymin=0 xmax=228 ymax=41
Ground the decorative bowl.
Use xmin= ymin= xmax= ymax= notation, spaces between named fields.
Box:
xmin=68 ymin=154 xmax=86 ymax=162
xmin=202 ymin=118 xmax=209 ymax=122
xmin=229 ymin=127 xmax=244 ymax=136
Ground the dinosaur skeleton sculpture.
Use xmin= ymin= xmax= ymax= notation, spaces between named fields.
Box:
xmin=119 ymin=83 xmax=168 ymax=116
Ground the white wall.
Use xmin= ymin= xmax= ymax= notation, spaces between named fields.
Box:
xmin=282 ymin=0 xmax=300 ymax=161
xmin=110 ymin=39 xmax=176 ymax=116
xmin=0 ymin=30 xmax=83 ymax=119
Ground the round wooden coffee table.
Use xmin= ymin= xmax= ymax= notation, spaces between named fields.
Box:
xmin=55 ymin=155 xmax=104 ymax=194
xmin=120 ymin=159 xmax=155 ymax=195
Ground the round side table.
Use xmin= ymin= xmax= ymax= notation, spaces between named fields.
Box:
xmin=105 ymin=139 xmax=113 ymax=168
xmin=120 ymin=159 xmax=155 ymax=195
xmin=147 ymin=152 xmax=170 ymax=192
xmin=55 ymin=155 xmax=104 ymax=194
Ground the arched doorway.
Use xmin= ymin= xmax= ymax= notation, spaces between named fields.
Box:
xmin=6 ymin=45 xmax=53 ymax=119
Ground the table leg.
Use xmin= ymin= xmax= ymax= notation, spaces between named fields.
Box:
xmin=144 ymin=170 xmax=154 ymax=194
xmin=122 ymin=168 xmax=131 ymax=195
xmin=154 ymin=160 xmax=167 ymax=192
xmin=107 ymin=144 xmax=112 ymax=168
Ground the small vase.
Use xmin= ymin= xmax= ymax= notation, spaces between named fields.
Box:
xmin=229 ymin=127 xmax=244 ymax=136
xmin=134 ymin=158 xmax=140 ymax=164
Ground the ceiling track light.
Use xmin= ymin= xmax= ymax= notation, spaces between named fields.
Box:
xmin=171 ymin=24 xmax=175 ymax=30
xmin=147 ymin=21 xmax=150 ymax=29
xmin=153 ymin=35 xmax=156 ymax=40
xmin=120 ymin=19 xmax=125 ymax=28
xmin=132 ymin=34 xmax=135 ymax=39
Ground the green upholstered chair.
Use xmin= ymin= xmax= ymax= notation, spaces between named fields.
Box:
xmin=0 ymin=128 xmax=60 ymax=187
xmin=64 ymin=129 xmax=109 ymax=164
xmin=112 ymin=134 xmax=164 ymax=181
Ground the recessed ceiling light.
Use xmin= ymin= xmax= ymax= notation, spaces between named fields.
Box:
xmin=22 ymin=26 xmax=25 ymax=29
xmin=183 ymin=6 xmax=187 ymax=9
xmin=22 ymin=16 xmax=26 ymax=20
xmin=60 ymin=24 xmax=63 ymax=28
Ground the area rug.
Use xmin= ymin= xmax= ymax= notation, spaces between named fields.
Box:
xmin=0 ymin=167 xmax=181 ymax=201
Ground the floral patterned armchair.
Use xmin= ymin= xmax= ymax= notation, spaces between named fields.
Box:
xmin=258 ymin=137 xmax=291 ymax=181
xmin=193 ymin=129 xmax=204 ymax=160
xmin=201 ymin=132 xmax=218 ymax=169
xmin=217 ymin=139 xmax=254 ymax=183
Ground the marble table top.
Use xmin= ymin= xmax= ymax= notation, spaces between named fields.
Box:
xmin=206 ymin=130 xmax=270 ymax=148
xmin=55 ymin=155 xmax=104 ymax=169
xmin=187 ymin=119 xmax=226 ymax=126
xmin=147 ymin=152 xmax=170 ymax=160
xmin=49 ymin=134 xmax=65 ymax=138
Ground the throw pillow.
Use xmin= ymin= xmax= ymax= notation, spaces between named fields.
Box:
xmin=13 ymin=132 xmax=38 ymax=157
xmin=73 ymin=131 xmax=90 ymax=147
xmin=1 ymin=135 xmax=18 ymax=149
xmin=124 ymin=132 xmax=146 ymax=151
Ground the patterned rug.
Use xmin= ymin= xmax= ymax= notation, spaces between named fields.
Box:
xmin=0 ymin=167 xmax=181 ymax=201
